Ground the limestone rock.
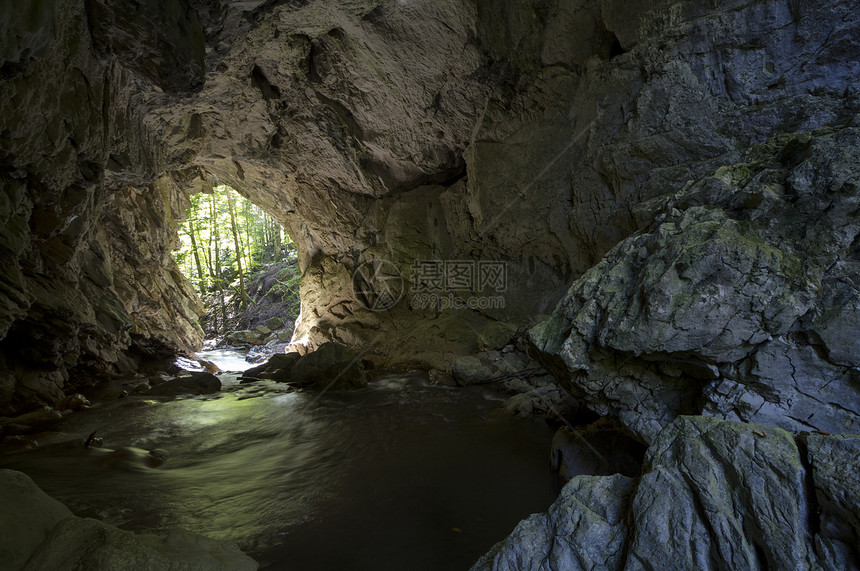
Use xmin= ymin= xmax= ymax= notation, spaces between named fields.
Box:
xmin=530 ymin=128 xmax=860 ymax=442
xmin=475 ymin=417 xmax=860 ymax=571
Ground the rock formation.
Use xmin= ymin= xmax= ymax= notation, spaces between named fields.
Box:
xmin=1 ymin=0 xmax=859 ymax=566
xmin=473 ymin=416 xmax=860 ymax=570
xmin=0 ymin=468 xmax=257 ymax=570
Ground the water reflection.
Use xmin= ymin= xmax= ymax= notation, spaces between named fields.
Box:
xmin=0 ymin=374 xmax=558 ymax=570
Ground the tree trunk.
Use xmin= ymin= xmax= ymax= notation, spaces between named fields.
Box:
xmin=212 ymin=193 xmax=227 ymax=331
xmin=188 ymin=219 xmax=206 ymax=294
xmin=227 ymin=189 xmax=249 ymax=309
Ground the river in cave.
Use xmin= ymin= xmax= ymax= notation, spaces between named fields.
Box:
xmin=0 ymin=364 xmax=559 ymax=570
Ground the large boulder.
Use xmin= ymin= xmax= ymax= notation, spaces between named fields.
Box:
xmin=474 ymin=417 xmax=860 ymax=570
xmin=289 ymin=343 xmax=367 ymax=390
xmin=530 ymin=128 xmax=860 ymax=443
xmin=0 ymin=469 xmax=73 ymax=570
xmin=0 ymin=469 xmax=258 ymax=570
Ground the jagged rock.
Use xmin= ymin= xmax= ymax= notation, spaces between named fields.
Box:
xmin=474 ymin=417 xmax=860 ymax=571
xmin=530 ymin=128 xmax=860 ymax=442
xmin=474 ymin=474 xmax=636 ymax=571
xmin=146 ymin=372 xmax=220 ymax=397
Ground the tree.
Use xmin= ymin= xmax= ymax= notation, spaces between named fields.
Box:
xmin=226 ymin=187 xmax=249 ymax=309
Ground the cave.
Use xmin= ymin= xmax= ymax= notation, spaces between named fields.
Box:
xmin=2 ymin=0 xmax=859 ymax=569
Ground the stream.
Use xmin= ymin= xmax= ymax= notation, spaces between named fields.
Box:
xmin=0 ymin=354 xmax=560 ymax=570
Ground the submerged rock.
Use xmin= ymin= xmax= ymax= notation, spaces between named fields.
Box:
xmin=146 ymin=372 xmax=221 ymax=397
xmin=474 ymin=417 xmax=860 ymax=571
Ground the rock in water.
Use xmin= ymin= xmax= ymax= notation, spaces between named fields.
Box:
xmin=289 ymin=343 xmax=367 ymax=390
xmin=0 ymin=469 xmax=73 ymax=570
xmin=0 ymin=469 xmax=258 ymax=570
xmin=473 ymin=417 xmax=860 ymax=571
xmin=146 ymin=372 xmax=221 ymax=397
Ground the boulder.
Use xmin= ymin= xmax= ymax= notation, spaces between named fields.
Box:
xmin=0 ymin=407 xmax=63 ymax=431
xmin=54 ymin=393 xmax=90 ymax=412
xmin=477 ymin=322 xmax=518 ymax=351
xmin=474 ymin=417 xmax=860 ymax=570
xmin=242 ymin=352 xmax=301 ymax=380
xmin=224 ymin=330 xmax=263 ymax=346
xmin=0 ymin=469 xmax=258 ymax=570
xmin=451 ymin=356 xmax=495 ymax=385
xmin=146 ymin=372 xmax=221 ymax=397
xmin=264 ymin=317 xmax=284 ymax=331
xmin=0 ymin=469 xmax=73 ymax=570
xmin=290 ymin=343 xmax=366 ymax=390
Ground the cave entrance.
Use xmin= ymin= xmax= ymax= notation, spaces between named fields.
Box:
xmin=172 ymin=185 xmax=300 ymax=349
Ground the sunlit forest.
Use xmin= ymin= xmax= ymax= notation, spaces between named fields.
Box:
xmin=173 ymin=185 xmax=301 ymax=336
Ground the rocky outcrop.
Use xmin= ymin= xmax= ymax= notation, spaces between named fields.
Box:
xmin=474 ymin=416 xmax=860 ymax=570
xmin=0 ymin=468 xmax=257 ymax=570
xmin=1 ymin=0 xmax=859 ymax=419
xmin=530 ymin=126 xmax=860 ymax=443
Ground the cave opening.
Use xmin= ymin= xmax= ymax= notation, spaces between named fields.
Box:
xmin=171 ymin=185 xmax=300 ymax=356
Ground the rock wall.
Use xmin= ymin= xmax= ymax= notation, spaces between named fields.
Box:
xmin=1 ymin=0 xmax=858 ymax=430
xmin=474 ymin=416 xmax=860 ymax=570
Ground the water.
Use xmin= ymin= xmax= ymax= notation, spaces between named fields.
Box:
xmin=0 ymin=374 xmax=559 ymax=569
xmin=194 ymin=347 xmax=256 ymax=372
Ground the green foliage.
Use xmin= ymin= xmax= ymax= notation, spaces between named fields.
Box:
xmin=171 ymin=184 xmax=299 ymax=332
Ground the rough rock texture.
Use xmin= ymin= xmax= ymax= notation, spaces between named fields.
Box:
xmin=530 ymin=126 xmax=860 ymax=443
xmin=0 ymin=469 xmax=257 ymax=570
xmin=1 ymin=0 xmax=859 ymax=421
xmin=474 ymin=416 xmax=860 ymax=571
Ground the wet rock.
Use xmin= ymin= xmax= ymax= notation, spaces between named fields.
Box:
xmin=0 ymin=407 xmax=63 ymax=432
xmin=428 ymin=369 xmax=457 ymax=386
xmin=290 ymin=343 xmax=366 ymax=390
xmin=242 ymin=352 xmax=302 ymax=381
xmin=146 ymin=372 xmax=221 ymax=397
xmin=0 ymin=469 xmax=73 ymax=570
xmin=475 ymin=417 xmax=860 ymax=570
xmin=54 ymin=393 xmax=90 ymax=412
xmin=452 ymin=356 xmax=495 ymax=386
